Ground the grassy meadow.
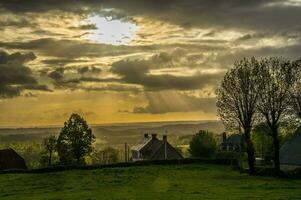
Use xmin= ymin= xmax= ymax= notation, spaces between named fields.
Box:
xmin=1 ymin=164 xmax=301 ymax=200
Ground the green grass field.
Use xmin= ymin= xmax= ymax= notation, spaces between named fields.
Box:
xmin=0 ymin=164 xmax=301 ymax=200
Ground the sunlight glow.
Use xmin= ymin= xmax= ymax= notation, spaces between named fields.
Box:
xmin=86 ymin=15 xmax=138 ymax=45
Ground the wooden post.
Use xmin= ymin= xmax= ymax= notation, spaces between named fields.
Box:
xmin=127 ymin=145 xmax=130 ymax=162
xmin=125 ymin=143 xmax=128 ymax=163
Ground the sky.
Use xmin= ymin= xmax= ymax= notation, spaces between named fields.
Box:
xmin=0 ymin=0 xmax=301 ymax=127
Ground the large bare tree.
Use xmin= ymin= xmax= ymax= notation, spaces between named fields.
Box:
xmin=256 ymin=57 xmax=292 ymax=176
xmin=290 ymin=58 xmax=301 ymax=118
xmin=216 ymin=57 xmax=264 ymax=175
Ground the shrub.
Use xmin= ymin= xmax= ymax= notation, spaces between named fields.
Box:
xmin=189 ymin=130 xmax=217 ymax=158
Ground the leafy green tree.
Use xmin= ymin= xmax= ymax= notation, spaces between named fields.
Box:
xmin=42 ymin=135 xmax=57 ymax=166
xmin=189 ymin=130 xmax=216 ymax=158
xmin=57 ymin=113 xmax=95 ymax=164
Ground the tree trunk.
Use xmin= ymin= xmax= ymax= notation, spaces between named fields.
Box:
xmin=271 ymin=126 xmax=280 ymax=176
xmin=76 ymin=156 xmax=80 ymax=165
xmin=244 ymin=127 xmax=255 ymax=175
xmin=48 ymin=151 xmax=52 ymax=166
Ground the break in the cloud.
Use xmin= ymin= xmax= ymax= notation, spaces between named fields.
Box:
xmin=0 ymin=0 xmax=300 ymax=126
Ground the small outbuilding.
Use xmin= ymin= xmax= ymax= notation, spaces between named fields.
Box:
xmin=280 ymin=126 xmax=301 ymax=170
xmin=0 ymin=148 xmax=27 ymax=170
xmin=131 ymin=134 xmax=183 ymax=161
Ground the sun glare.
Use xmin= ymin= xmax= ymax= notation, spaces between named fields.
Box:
xmin=85 ymin=15 xmax=138 ymax=45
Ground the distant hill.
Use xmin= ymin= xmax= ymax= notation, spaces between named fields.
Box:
xmin=0 ymin=120 xmax=224 ymax=147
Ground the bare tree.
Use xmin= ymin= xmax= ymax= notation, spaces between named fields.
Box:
xmin=257 ymin=57 xmax=292 ymax=176
xmin=43 ymin=135 xmax=57 ymax=166
xmin=290 ymin=58 xmax=301 ymax=118
xmin=216 ymin=57 xmax=264 ymax=175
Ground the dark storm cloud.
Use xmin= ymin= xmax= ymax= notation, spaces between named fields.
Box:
xmin=0 ymin=0 xmax=101 ymax=13
xmin=111 ymin=55 xmax=224 ymax=91
xmin=105 ymin=0 xmax=301 ymax=32
xmin=0 ymin=38 xmax=225 ymax=60
xmin=48 ymin=67 xmax=65 ymax=81
xmin=0 ymin=38 xmax=149 ymax=58
xmin=0 ymin=50 xmax=50 ymax=98
xmin=132 ymin=92 xmax=216 ymax=114
xmin=1 ymin=0 xmax=300 ymax=33
xmin=69 ymin=24 xmax=97 ymax=30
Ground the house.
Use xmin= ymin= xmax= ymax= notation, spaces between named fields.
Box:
xmin=131 ymin=134 xmax=183 ymax=161
xmin=0 ymin=148 xmax=27 ymax=170
xmin=220 ymin=132 xmax=243 ymax=152
xmin=280 ymin=126 xmax=301 ymax=170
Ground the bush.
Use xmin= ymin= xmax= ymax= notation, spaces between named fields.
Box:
xmin=189 ymin=130 xmax=217 ymax=158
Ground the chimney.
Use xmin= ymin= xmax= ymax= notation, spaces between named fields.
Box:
xmin=151 ymin=134 xmax=157 ymax=140
xmin=163 ymin=135 xmax=167 ymax=160
xmin=222 ymin=132 xmax=227 ymax=143
xmin=144 ymin=133 xmax=149 ymax=139
xmin=163 ymin=135 xmax=167 ymax=142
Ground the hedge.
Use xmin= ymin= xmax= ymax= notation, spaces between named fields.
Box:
xmin=0 ymin=158 xmax=238 ymax=174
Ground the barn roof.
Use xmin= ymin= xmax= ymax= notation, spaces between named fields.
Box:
xmin=0 ymin=148 xmax=27 ymax=170
xmin=280 ymin=126 xmax=301 ymax=166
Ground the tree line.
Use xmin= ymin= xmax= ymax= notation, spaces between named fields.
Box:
xmin=216 ymin=57 xmax=301 ymax=176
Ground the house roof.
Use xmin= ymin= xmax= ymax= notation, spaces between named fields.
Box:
xmin=131 ymin=135 xmax=183 ymax=159
xmin=223 ymin=134 xmax=242 ymax=144
xmin=280 ymin=126 xmax=301 ymax=166
xmin=131 ymin=137 xmax=152 ymax=151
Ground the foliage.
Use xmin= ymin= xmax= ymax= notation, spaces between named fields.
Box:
xmin=56 ymin=113 xmax=95 ymax=165
xmin=189 ymin=130 xmax=216 ymax=158
xmin=41 ymin=135 xmax=57 ymax=166
xmin=90 ymin=147 xmax=119 ymax=165
xmin=289 ymin=58 xmax=301 ymax=118
xmin=216 ymin=57 xmax=264 ymax=174
xmin=252 ymin=123 xmax=273 ymax=160
xmin=256 ymin=57 xmax=292 ymax=175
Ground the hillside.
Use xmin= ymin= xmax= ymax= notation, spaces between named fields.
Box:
xmin=0 ymin=164 xmax=300 ymax=200
xmin=0 ymin=120 xmax=224 ymax=146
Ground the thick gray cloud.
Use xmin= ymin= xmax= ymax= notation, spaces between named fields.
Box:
xmin=111 ymin=55 xmax=224 ymax=91
xmin=0 ymin=50 xmax=50 ymax=98
xmin=0 ymin=38 xmax=151 ymax=58
xmin=132 ymin=92 xmax=217 ymax=114
xmin=2 ymin=0 xmax=300 ymax=33
xmin=48 ymin=67 xmax=65 ymax=81
xmin=69 ymin=24 xmax=97 ymax=30
xmin=0 ymin=38 xmax=225 ymax=60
